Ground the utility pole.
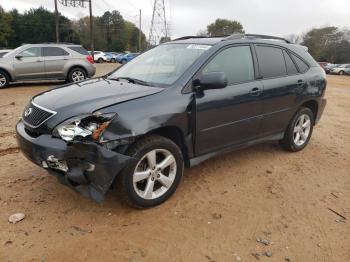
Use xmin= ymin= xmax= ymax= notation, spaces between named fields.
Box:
xmin=139 ymin=9 xmax=142 ymax=52
xmin=89 ymin=0 xmax=94 ymax=60
xmin=54 ymin=0 xmax=59 ymax=43
xmin=58 ymin=0 xmax=93 ymax=58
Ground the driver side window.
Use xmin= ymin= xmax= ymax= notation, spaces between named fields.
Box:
xmin=203 ymin=45 xmax=254 ymax=84
xmin=19 ymin=47 xmax=41 ymax=58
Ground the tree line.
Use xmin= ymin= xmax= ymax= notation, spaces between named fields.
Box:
xmin=0 ymin=5 xmax=147 ymax=52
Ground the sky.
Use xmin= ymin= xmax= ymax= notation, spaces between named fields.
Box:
xmin=0 ymin=0 xmax=349 ymax=39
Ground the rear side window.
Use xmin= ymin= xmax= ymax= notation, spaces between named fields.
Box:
xmin=291 ymin=54 xmax=309 ymax=73
xmin=256 ymin=45 xmax=286 ymax=78
xmin=283 ymin=50 xmax=298 ymax=75
xmin=68 ymin=46 xmax=89 ymax=55
xmin=203 ymin=45 xmax=254 ymax=84
xmin=43 ymin=47 xmax=69 ymax=57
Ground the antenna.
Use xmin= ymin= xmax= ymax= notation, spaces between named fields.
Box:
xmin=149 ymin=0 xmax=169 ymax=46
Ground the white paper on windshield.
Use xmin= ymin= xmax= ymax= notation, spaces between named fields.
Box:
xmin=186 ymin=44 xmax=211 ymax=50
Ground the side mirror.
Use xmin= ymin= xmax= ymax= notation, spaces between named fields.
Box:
xmin=194 ymin=72 xmax=228 ymax=91
xmin=15 ymin=55 xmax=22 ymax=60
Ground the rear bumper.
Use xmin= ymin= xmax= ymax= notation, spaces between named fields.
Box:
xmin=87 ymin=65 xmax=96 ymax=77
xmin=16 ymin=121 xmax=135 ymax=202
xmin=315 ymin=98 xmax=327 ymax=124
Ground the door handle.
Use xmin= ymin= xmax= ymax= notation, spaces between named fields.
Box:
xmin=250 ymin=87 xmax=261 ymax=96
xmin=297 ymin=79 xmax=305 ymax=87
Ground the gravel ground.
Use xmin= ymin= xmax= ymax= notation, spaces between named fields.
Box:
xmin=0 ymin=64 xmax=349 ymax=261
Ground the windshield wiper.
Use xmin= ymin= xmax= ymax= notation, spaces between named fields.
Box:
xmin=109 ymin=77 xmax=151 ymax=86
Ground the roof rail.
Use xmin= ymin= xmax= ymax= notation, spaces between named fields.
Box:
xmin=224 ymin=34 xmax=291 ymax=43
xmin=173 ymin=35 xmax=227 ymax=41
xmin=21 ymin=42 xmax=79 ymax=45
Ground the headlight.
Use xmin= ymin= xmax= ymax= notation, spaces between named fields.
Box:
xmin=53 ymin=113 xmax=116 ymax=142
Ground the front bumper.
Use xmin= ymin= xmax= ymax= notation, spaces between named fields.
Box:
xmin=16 ymin=121 xmax=134 ymax=202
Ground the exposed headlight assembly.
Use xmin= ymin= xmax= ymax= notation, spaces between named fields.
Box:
xmin=53 ymin=113 xmax=116 ymax=142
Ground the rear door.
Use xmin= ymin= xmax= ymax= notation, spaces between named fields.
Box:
xmin=195 ymin=45 xmax=264 ymax=155
xmin=255 ymin=45 xmax=307 ymax=135
xmin=43 ymin=47 xmax=70 ymax=79
xmin=13 ymin=47 xmax=45 ymax=80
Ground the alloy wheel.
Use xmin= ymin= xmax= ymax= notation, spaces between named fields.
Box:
xmin=0 ymin=73 xmax=7 ymax=87
xmin=133 ymin=149 xmax=177 ymax=200
xmin=71 ymin=71 xmax=85 ymax=82
xmin=293 ymin=114 xmax=311 ymax=146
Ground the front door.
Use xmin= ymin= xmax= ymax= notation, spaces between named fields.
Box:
xmin=195 ymin=45 xmax=264 ymax=155
xmin=13 ymin=47 xmax=45 ymax=80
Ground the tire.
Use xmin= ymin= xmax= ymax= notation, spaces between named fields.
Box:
xmin=98 ymin=58 xmax=104 ymax=63
xmin=121 ymin=59 xmax=127 ymax=65
xmin=279 ymin=107 xmax=314 ymax=152
xmin=111 ymin=58 xmax=116 ymax=63
xmin=67 ymin=67 xmax=87 ymax=83
xmin=0 ymin=70 xmax=10 ymax=89
xmin=118 ymin=135 xmax=184 ymax=208
xmin=339 ymin=70 xmax=345 ymax=75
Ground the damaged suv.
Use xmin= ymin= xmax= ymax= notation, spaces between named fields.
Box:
xmin=16 ymin=34 xmax=327 ymax=208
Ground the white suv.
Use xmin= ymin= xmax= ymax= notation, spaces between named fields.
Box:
xmin=91 ymin=51 xmax=109 ymax=63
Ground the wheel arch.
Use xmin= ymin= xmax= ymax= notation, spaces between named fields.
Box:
xmin=146 ymin=126 xmax=190 ymax=166
xmin=301 ymin=100 xmax=318 ymax=123
xmin=0 ymin=67 xmax=13 ymax=81
xmin=66 ymin=65 xmax=88 ymax=79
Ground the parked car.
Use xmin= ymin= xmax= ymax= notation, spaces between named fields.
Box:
xmin=0 ymin=49 xmax=13 ymax=57
xmin=324 ymin=63 xmax=338 ymax=74
xmin=90 ymin=51 xmax=110 ymax=63
xmin=329 ymin=64 xmax=350 ymax=75
xmin=0 ymin=44 xmax=95 ymax=88
xmin=318 ymin=62 xmax=329 ymax=71
xmin=106 ymin=52 xmax=122 ymax=63
xmin=16 ymin=34 xmax=327 ymax=208
xmin=117 ymin=52 xmax=140 ymax=64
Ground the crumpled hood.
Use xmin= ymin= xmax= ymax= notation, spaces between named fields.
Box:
xmin=33 ymin=78 xmax=164 ymax=115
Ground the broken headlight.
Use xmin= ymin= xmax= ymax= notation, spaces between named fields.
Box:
xmin=53 ymin=113 xmax=116 ymax=142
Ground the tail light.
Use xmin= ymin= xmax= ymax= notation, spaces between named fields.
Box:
xmin=86 ymin=55 xmax=94 ymax=64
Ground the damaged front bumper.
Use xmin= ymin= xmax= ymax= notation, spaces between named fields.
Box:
xmin=16 ymin=121 xmax=135 ymax=202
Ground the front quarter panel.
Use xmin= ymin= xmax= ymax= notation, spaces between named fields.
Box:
xmin=100 ymin=87 xmax=193 ymax=152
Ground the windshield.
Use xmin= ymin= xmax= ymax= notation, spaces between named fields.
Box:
xmin=108 ymin=43 xmax=212 ymax=86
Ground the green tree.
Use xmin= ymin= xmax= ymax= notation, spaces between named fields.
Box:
xmin=207 ymin=19 xmax=244 ymax=37
xmin=302 ymin=26 xmax=350 ymax=63
xmin=0 ymin=6 xmax=13 ymax=47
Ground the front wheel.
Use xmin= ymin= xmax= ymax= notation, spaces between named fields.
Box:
xmin=121 ymin=59 xmax=127 ymax=65
xmin=339 ymin=70 xmax=345 ymax=75
xmin=118 ymin=135 xmax=184 ymax=208
xmin=279 ymin=107 xmax=314 ymax=152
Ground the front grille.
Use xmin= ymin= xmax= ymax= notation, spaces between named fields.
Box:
xmin=22 ymin=102 xmax=56 ymax=128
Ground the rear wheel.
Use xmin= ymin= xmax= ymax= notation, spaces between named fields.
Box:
xmin=121 ymin=59 xmax=127 ymax=65
xmin=68 ymin=68 xmax=87 ymax=83
xmin=0 ymin=70 xmax=10 ymax=89
xmin=339 ymin=70 xmax=345 ymax=75
xmin=111 ymin=58 xmax=116 ymax=63
xmin=279 ymin=107 xmax=314 ymax=152
xmin=118 ymin=135 xmax=184 ymax=208
xmin=98 ymin=58 xmax=104 ymax=63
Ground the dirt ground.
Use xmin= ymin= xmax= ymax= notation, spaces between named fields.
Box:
xmin=0 ymin=64 xmax=349 ymax=262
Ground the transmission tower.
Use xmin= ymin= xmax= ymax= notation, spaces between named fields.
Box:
xmin=149 ymin=0 xmax=169 ymax=46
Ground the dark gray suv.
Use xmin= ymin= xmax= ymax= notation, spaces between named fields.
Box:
xmin=16 ymin=34 xmax=326 ymax=208
xmin=0 ymin=43 xmax=96 ymax=88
